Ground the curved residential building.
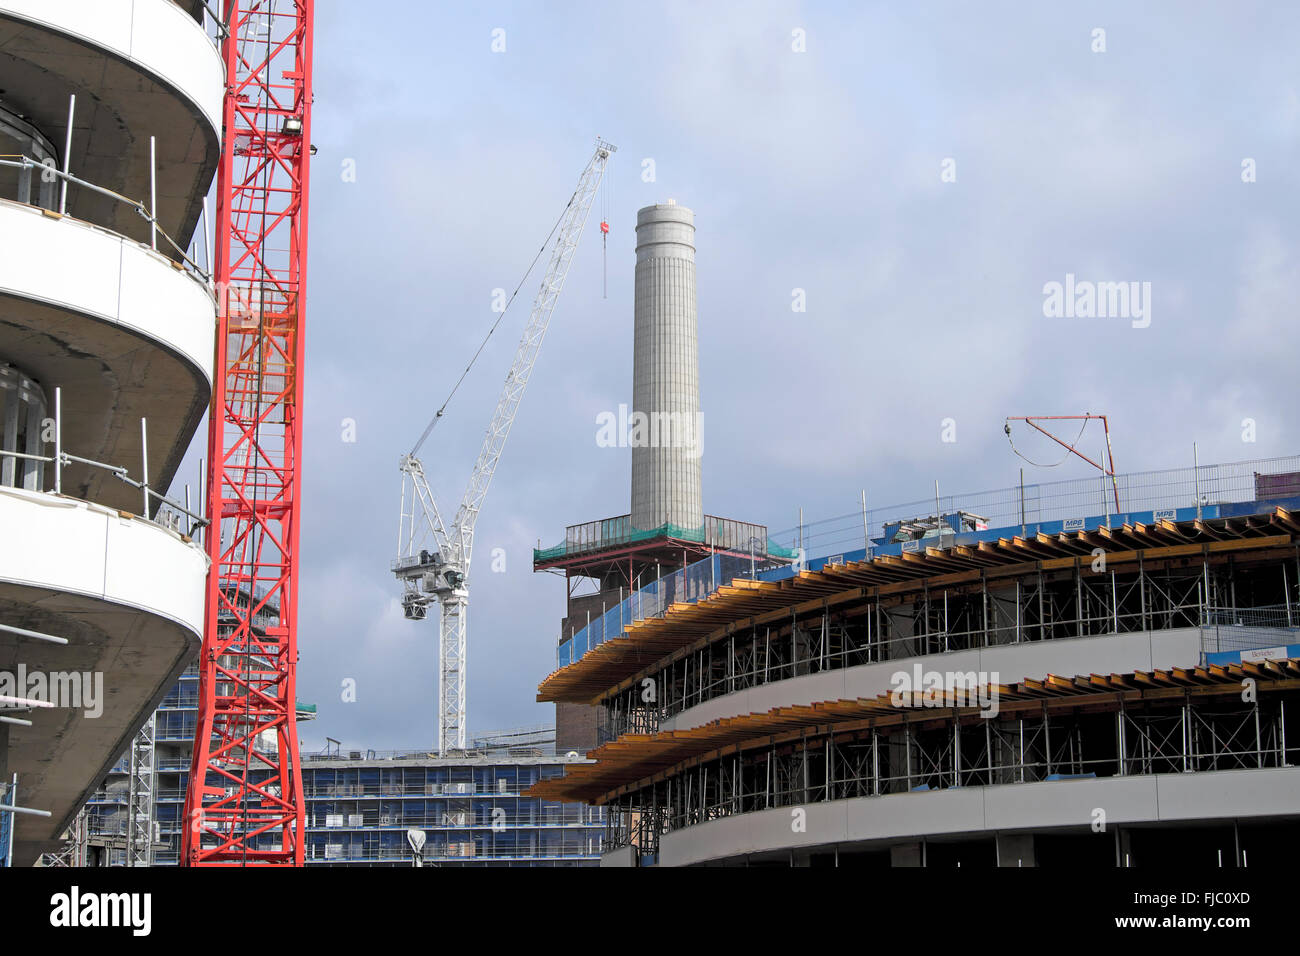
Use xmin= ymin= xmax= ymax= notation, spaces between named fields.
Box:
xmin=530 ymin=460 xmax=1300 ymax=867
xmin=0 ymin=0 xmax=220 ymax=865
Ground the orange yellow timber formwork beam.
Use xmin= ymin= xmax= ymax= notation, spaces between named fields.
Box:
xmin=537 ymin=509 xmax=1299 ymax=706
xmin=527 ymin=658 xmax=1300 ymax=805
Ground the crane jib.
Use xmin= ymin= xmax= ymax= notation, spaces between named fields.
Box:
xmin=394 ymin=139 xmax=616 ymax=755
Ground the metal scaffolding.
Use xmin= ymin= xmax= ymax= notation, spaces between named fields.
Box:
xmin=604 ymin=690 xmax=1298 ymax=861
xmin=601 ymin=546 xmax=1299 ymax=741
xmin=126 ymin=714 xmax=157 ymax=866
xmin=33 ymin=807 xmax=87 ymax=868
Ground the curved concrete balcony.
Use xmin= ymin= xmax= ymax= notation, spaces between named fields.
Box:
xmin=0 ymin=0 xmax=223 ymax=248
xmin=661 ymin=627 xmax=1206 ymax=734
xmin=0 ymin=197 xmax=215 ymax=511
xmin=0 ymin=484 xmax=206 ymax=865
xmin=657 ymin=767 xmax=1300 ymax=867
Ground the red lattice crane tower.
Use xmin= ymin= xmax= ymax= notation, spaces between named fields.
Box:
xmin=183 ymin=0 xmax=314 ymax=866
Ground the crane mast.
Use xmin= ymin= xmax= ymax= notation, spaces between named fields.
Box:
xmin=184 ymin=0 xmax=314 ymax=865
xmin=395 ymin=139 xmax=615 ymax=754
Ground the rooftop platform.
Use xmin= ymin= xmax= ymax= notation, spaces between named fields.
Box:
xmin=535 ymin=513 xmax=792 ymax=583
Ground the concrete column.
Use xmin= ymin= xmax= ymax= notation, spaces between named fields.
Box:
xmin=1118 ymin=828 xmax=1134 ymax=867
xmin=996 ymin=832 xmax=1035 ymax=867
xmin=631 ymin=202 xmax=702 ymax=532
xmin=891 ymin=841 xmax=924 ymax=867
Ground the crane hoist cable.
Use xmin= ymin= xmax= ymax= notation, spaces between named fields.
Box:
xmin=600 ymin=161 xmax=610 ymax=298
xmin=1004 ymin=416 xmax=1091 ymax=468
xmin=407 ymin=186 xmax=584 ymax=460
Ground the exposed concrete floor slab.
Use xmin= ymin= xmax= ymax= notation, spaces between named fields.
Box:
xmin=0 ymin=200 xmax=214 ymax=513
xmin=0 ymin=2 xmax=222 ymax=253
xmin=0 ymin=486 xmax=204 ymax=865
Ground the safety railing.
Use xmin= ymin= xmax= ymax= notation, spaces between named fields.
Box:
xmin=307 ymin=811 xmax=600 ymax=829
xmin=637 ymin=696 xmax=1297 ymax=840
xmin=304 ymin=783 xmax=547 ymax=799
xmin=302 ymin=745 xmax=562 ymax=763
xmin=181 ymin=1 xmax=252 ymax=43
xmin=155 ymin=718 xmax=199 ymax=742
xmin=607 ymin=599 xmax=1295 ymax=738
xmin=775 ymin=454 xmax=1300 ymax=559
xmin=665 ymin=605 xmax=1201 ymax=719
xmin=308 ymin=843 xmax=600 ymax=863
xmin=0 ymin=385 xmax=208 ymax=541
xmin=1204 ymin=605 xmax=1296 ymax=629
xmin=557 ymin=552 xmax=774 ymax=668
xmin=1202 ymin=605 xmax=1300 ymax=658
xmin=301 ymin=771 xmax=566 ymax=794
xmin=158 ymin=692 xmax=200 ymax=710
xmin=556 ymin=454 xmax=1300 ymax=670
xmin=537 ymin=514 xmax=793 ymax=564
xmin=0 ymin=154 xmax=211 ymax=282
xmin=81 ymin=818 xmax=130 ymax=838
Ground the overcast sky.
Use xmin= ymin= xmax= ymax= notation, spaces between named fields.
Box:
xmin=175 ymin=1 xmax=1300 ymax=751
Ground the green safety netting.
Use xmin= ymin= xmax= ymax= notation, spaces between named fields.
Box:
xmin=535 ymin=519 xmax=797 ymax=562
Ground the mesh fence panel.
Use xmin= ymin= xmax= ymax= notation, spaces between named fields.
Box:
xmin=554 ymin=455 xmax=1300 ymax=668
xmin=775 ymin=455 xmax=1300 ymax=557
xmin=536 ymin=515 xmax=796 ymax=563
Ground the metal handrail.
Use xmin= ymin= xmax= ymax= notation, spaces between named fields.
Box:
xmin=557 ymin=453 xmax=1300 ymax=668
xmin=193 ymin=1 xmax=229 ymax=37
xmin=776 ymin=453 xmax=1300 ymax=558
xmin=0 ymin=384 xmax=208 ymax=539
xmin=0 ymin=155 xmax=210 ymax=280
xmin=0 ymin=448 xmax=206 ymax=531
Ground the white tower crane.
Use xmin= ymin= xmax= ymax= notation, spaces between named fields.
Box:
xmin=394 ymin=139 xmax=615 ymax=755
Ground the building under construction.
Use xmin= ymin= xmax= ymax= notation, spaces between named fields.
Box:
xmin=74 ymin=715 xmax=600 ymax=867
xmin=530 ymin=458 xmax=1300 ymax=866
xmin=299 ymin=734 xmax=601 ymax=867
xmin=5 ymin=3 xmax=1297 ymax=878
xmin=0 ymin=0 xmax=218 ymax=866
